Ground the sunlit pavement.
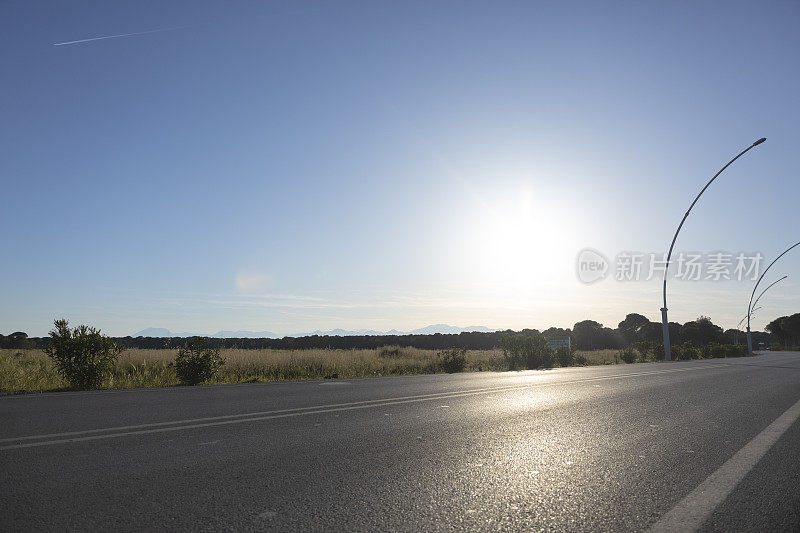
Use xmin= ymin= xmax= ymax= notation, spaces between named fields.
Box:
xmin=2 ymin=352 xmax=800 ymax=531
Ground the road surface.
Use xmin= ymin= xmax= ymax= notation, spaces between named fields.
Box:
xmin=3 ymin=352 xmax=800 ymax=531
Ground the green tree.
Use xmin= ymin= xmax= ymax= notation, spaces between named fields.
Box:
xmin=8 ymin=332 xmax=29 ymax=350
xmin=617 ymin=313 xmax=651 ymax=345
xmin=680 ymin=316 xmax=723 ymax=346
xmin=573 ymin=320 xmax=622 ymax=350
xmin=768 ymin=313 xmax=800 ymax=346
xmin=573 ymin=320 xmax=603 ymax=350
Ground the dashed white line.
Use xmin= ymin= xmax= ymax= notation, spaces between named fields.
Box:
xmin=0 ymin=364 xmax=726 ymax=451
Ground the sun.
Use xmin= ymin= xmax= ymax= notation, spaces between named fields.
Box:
xmin=455 ymin=186 xmax=579 ymax=291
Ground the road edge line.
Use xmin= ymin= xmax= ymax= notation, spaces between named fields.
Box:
xmin=650 ymin=395 xmax=800 ymax=532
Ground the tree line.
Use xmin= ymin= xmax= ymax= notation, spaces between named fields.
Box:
xmin=1 ymin=313 xmax=781 ymax=351
xmin=766 ymin=314 xmax=800 ymax=347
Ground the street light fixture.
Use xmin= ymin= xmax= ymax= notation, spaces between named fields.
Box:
xmin=735 ymin=307 xmax=763 ymax=345
xmin=735 ymin=276 xmax=786 ymax=345
xmin=752 ymin=275 xmax=788 ymax=313
xmin=747 ymin=242 xmax=800 ymax=355
xmin=661 ymin=138 xmax=766 ymax=361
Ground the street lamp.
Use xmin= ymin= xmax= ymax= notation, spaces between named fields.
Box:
xmin=661 ymin=138 xmax=766 ymax=361
xmin=747 ymin=242 xmax=800 ymax=355
xmin=735 ymin=306 xmax=762 ymax=345
xmin=736 ymin=276 xmax=786 ymax=345
xmin=752 ymin=275 xmax=788 ymax=313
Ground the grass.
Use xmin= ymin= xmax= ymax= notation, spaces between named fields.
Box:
xmin=575 ymin=349 xmax=620 ymax=365
xmin=1 ymin=346 xmax=627 ymax=394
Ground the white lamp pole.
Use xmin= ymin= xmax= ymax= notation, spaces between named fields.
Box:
xmin=661 ymin=138 xmax=766 ymax=361
xmin=736 ymin=277 xmax=784 ymax=345
xmin=747 ymin=243 xmax=800 ymax=355
xmin=735 ymin=306 xmax=762 ymax=345
xmin=751 ymin=276 xmax=787 ymax=313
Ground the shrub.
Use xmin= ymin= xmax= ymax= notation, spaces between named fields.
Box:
xmin=704 ymin=342 xmax=727 ymax=359
xmin=44 ymin=319 xmax=124 ymax=390
xmin=722 ymin=344 xmax=747 ymax=358
xmin=634 ymin=341 xmax=655 ymax=362
xmin=619 ymin=347 xmax=638 ymax=364
xmin=651 ymin=343 xmax=664 ymax=360
xmin=501 ymin=333 xmax=554 ymax=370
xmin=437 ymin=348 xmax=467 ymax=373
xmin=672 ymin=342 xmax=701 ymax=360
xmin=175 ymin=338 xmax=225 ymax=385
xmin=669 ymin=344 xmax=681 ymax=360
xmin=574 ymin=353 xmax=589 ymax=366
xmin=556 ymin=346 xmax=574 ymax=367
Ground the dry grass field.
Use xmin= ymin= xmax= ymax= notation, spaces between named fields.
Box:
xmin=0 ymin=346 xmax=623 ymax=394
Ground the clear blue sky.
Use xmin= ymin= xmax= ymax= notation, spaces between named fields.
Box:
xmin=2 ymin=1 xmax=799 ymax=336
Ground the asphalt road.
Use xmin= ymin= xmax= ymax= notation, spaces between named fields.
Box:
xmin=3 ymin=352 xmax=800 ymax=532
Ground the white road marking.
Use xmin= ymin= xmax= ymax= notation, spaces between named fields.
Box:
xmin=650 ymin=395 xmax=800 ymax=532
xmin=0 ymin=364 xmax=726 ymax=451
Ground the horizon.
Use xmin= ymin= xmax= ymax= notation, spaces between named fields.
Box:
xmin=12 ymin=313 xmax=776 ymax=340
xmin=3 ymin=1 xmax=800 ymax=337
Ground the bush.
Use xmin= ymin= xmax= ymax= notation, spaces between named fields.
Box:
xmin=649 ymin=343 xmax=665 ymax=360
xmin=437 ymin=348 xmax=467 ymax=373
xmin=619 ymin=347 xmax=638 ymax=364
xmin=501 ymin=333 xmax=554 ymax=370
xmin=718 ymin=344 xmax=747 ymax=358
xmin=684 ymin=343 xmax=703 ymax=360
xmin=175 ymin=338 xmax=225 ymax=385
xmin=574 ymin=353 xmax=589 ymax=366
xmin=634 ymin=341 xmax=655 ymax=362
xmin=556 ymin=346 xmax=574 ymax=367
xmin=729 ymin=344 xmax=748 ymax=357
xmin=703 ymin=342 xmax=726 ymax=359
xmin=671 ymin=342 xmax=701 ymax=360
xmin=44 ymin=319 xmax=124 ymax=390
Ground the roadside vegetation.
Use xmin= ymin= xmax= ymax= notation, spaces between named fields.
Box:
xmin=0 ymin=341 xmax=754 ymax=395
xmin=44 ymin=319 xmax=124 ymax=390
xmin=2 ymin=311 xmax=790 ymax=394
xmin=174 ymin=337 xmax=225 ymax=385
xmin=1 ymin=345 xmax=509 ymax=393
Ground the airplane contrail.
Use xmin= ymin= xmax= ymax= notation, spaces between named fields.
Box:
xmin=53 ymin=25 xmax=193 ymax=46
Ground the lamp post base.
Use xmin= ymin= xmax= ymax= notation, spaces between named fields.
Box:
xmin=661 ymin=307 xmax=671 ymax=361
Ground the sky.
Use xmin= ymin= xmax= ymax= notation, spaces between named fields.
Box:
xmin=2 ymin=1 xmax=799 ymax=337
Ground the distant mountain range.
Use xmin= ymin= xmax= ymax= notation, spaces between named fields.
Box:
xmin=131 ymin=328 xmax=279 ymax=339
xmin=131 ymin=324 xmax=497 ymax=339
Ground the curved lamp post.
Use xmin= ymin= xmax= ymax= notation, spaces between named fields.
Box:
xmin=736 ymin=276 xmax=786 ymax=345
xmin=747 ymin=242 xmax=800 ymax=355
xmin=735 ymin=306 xmax=763 ymax=345
xmin=752 ymin=275 xmax=788 ymax=313
xmin=661 ymin=138 xmax=766 ymax=361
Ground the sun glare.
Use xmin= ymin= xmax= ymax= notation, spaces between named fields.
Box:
xmin=458 ymin=187 xmax=578 ymax=291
